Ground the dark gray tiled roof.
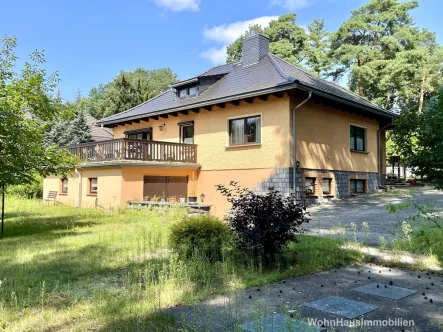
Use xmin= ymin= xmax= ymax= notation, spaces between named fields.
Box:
xmin=98 ymin=53 xmax=394 ymax=125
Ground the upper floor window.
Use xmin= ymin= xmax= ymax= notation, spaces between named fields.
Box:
xmin=350 ymin=125 xmax=366 ymax=151
xmin=125 ymin=129 xmax=152 ymax=140
xmin=229 ymin=115 xmax=261 ymax=146
xmin=179 ymin=85 xmax=198 ymax=100
xmin=180 ymin=124 xmax=194 ymax=144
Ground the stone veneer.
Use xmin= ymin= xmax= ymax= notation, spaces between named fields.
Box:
xmin=252 ymin=168 xmax=379 ymax=203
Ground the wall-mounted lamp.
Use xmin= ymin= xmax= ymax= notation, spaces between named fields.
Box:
xmin=296 ymin=160 xmax=300 ymax=169
xmin=159 ymin=123 xmax=166 ymax=132
xmin=200 ymin=192 xmax=205 ymax=203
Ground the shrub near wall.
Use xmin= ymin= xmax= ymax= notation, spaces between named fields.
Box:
xmin=169 ymin=215 xmax=234 ymax=262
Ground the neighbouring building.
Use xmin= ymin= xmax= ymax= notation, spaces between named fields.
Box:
xmin=43 ymin=34 xmax=395 ymax=216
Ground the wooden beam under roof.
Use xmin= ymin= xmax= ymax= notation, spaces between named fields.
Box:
xmin=218 ymin=103 xmax=226 ymax=109
xmin=170 ymin=112 xmax=179 ymax=117
xmin=180 ymin=110 xmax=189 ymax=115
xmin=258 ymin=94 xmax=268 ymax=101
xmin=151 ymin=116 xmax=159 ymax=120
xmin=273 ymin=91 xmax=283 ymax=98
xmin=244 ymin=97 xmax=253 ymax=104
xmin=160 ymin=114 xmax=169 ymax=119
xmin=230 ymin=100 xmax=240 ymax=106
xmin=202 ymin=105 xmax=212 ymax=111
xmin=190 ymin=108 xmax=200 ymax=113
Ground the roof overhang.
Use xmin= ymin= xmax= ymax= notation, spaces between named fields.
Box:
xmin=97 ymin=82 xmax=396 ymax=127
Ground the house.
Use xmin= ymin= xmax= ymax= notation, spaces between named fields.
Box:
xmin=43 ymin=34 xmax=395 ymax=216
xmin=86 ymin=114 xmax=114 ymax=141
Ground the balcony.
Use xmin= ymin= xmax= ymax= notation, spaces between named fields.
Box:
xmin=65 ymin=138 xmax=197 ymax=164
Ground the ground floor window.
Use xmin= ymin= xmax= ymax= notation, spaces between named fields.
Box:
xmin=322 ymin=178 xmax=332 ymax=194
xmin=89 ymin=178 xmax=98 ymax=194
xmin=61 ymin=178 xmax=68 ymax=193
xmin=350 ymin=179 xmax=365 ymax=193
xmin=304 ymin=177 xmax=315 ymax=194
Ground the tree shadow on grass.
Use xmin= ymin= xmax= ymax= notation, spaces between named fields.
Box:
xmin=0 ymin=214 xmax=98 ymax=239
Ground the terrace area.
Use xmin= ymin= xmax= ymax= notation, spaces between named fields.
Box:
xmin=65 ymin=138 xmax=198 ymax=164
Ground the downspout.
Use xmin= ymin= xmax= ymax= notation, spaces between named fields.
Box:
xmin=74 ymin=168 xmax=82 ymax=208
xmin=292 ymin=91 xmax=312 ymax=198
xmin=377 ymin=122 xmax=392 ymax=188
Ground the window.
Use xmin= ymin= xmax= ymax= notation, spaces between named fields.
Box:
xmin=350 ymin=125 xmax=366 ymax=151
xmin=180 ymin=125 xmax=194 ymax=144
xmin=61 ymin=179 xmax=68 ymax=194
xmin=229 ymin=115 xmax=261 ymax=145
xmin=178 ymin=85 xmax=198 ymax=100
xmin=350 ymin=179 xmax=365 ymax=194
xmin=322 ymin=178 xmax=332 ymax=194
xmin=89 ymin=178 xmax=98 ymax=194
xmin=305 ymin=177 xmax=315 ymax=194
xmin=125 ymin=129 xmax=152 ymax=140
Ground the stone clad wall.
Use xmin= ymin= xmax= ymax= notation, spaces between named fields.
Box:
xmin=252 ymin=167 xmax=379 ymax=202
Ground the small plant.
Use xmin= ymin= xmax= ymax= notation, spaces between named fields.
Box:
xmin=216 ymin=182 xmax=309 ymax=266
xmin=168 ymin=215 xmax=234 ymax=262
xmin=361 ymin=222 xmax=370 ymax=246
xmin=350 ymin=222 xmax=358 ymax=243
xmin=378 ymin=235 xmax=388 ymax=250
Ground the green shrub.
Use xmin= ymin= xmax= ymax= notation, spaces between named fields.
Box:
xmin=169 ymin=215 xmax=234 ymax=261
xmin=6 ymin=174 xmax=43 ymax=199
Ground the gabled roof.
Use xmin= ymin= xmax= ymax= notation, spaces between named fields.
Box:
xmin=97 ymin=53 xmax=395 ymax=126
xmin=86 ymin=114 xmax=114 ymax=141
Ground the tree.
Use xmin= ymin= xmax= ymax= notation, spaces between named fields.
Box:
xmin=0 ymin=36 xmax=77 ymax=232
xmin=384 ymin=28 xmax=443 ymax=113
xmin=330 ymin=0 xmax=419 ymax=106
xmin=226 ymin=14 xmax=309 ymax=67
xmin=85 ymin=68 xmax=177 ymax=119
xmin=390 ymin=88 xmax=443 ymax=189
xmin=305 ymin=19 xmax=333 ymax=78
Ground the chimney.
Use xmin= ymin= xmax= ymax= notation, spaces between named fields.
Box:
xmin=242 ymin=33 xmax=269 ymax=66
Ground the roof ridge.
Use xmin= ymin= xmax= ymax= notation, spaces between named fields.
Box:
xmin=101 ymin=89 xmax=174 ymax=121
xmin=269 ymin=54 xmax=384 ymax=110
xmin=266 ymin=53 xmax=296 ymax=83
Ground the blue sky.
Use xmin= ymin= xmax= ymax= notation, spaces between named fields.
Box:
xmin=1 ymin=0 xmax=442 ymax=101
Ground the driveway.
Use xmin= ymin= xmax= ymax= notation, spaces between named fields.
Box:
xmin=305 ymin=186 xmax=443 ymax=246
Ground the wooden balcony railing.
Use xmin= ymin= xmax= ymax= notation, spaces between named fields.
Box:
xmin=65 ymin=139 xmax=197 ymax=163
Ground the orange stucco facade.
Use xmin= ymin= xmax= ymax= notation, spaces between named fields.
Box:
xmin=43 ymin=91 xmax=388 ymax=216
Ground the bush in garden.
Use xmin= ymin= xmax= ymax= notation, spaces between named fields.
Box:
xmin=6 ymin=174 xmax=43 ymax=199
xmin=216 ymin=181 xmax=309 ymax=266
xmin=169 ymin=215 xmax=234 ymax=262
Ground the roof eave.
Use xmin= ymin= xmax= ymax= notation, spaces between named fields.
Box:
xmin=96 ymin=83 xmax=298 ymax=126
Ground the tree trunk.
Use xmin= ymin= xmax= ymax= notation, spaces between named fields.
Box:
xmin=357 ymin=58 xmax=363 ymax=96
xmin=418 ymin=75 xmax=425 ymax=114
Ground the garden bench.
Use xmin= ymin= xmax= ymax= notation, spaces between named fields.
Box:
xmin=43 ymin=191 xmax=58 ymax=204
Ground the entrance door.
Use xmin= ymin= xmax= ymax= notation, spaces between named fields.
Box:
xmin=143 ymin=176 xmax=188 ymax=200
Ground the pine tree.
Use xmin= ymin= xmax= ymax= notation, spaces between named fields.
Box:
xmin=305 ymin=19 xmax=333 ymax=78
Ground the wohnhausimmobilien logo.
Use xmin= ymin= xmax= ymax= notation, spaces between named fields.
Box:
xmin=307 ymin=317 xmax=415 ymax=328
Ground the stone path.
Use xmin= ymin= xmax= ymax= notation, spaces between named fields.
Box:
xmin=305 ymin=186 xmax=443 ymax=246
xmin=167 ymin=264 xmax=443 ymax=331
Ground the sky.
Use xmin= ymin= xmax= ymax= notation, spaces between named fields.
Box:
xmin=1 ymin=0 xmax=442 ymax=101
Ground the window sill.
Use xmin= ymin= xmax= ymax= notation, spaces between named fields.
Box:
xmin=323 ymin=194 xmax=334 ymax=198
xmin=225 ymin=143 xmax=262 ymax=149
xmin=350 ymin=149 xmax=369 ymax=154
xmin=59 ymin=193 xmax=68 ymax=196
xmin=87 ymin=193 xmax=97 ymax=197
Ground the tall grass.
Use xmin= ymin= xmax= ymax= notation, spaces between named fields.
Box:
xmin=0 ymin=197 xmax=365 ymax=331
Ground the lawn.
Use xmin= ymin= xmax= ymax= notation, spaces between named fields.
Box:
xmin=0 ymin=197 xmax=366 ymax=331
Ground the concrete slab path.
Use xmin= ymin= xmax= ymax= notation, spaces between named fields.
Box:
xmin=167 ymin=264 xmax=443 ymax=331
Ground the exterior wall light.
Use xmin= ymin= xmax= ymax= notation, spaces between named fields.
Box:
xmin=296 ymin=160 xmax=300 ymax=169
xmin=159 ymin=123 xmax=166 ymax=131
xmin=200 ymin=192 xmax=205 ymax=203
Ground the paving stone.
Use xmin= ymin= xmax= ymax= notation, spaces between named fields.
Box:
xmin=241 ymin=314 xmax=322 ymax=332
xmin=303 ymin=296 xmax=379 ymax=319
xmin=352 ymin=283 xmax=417 ymax=300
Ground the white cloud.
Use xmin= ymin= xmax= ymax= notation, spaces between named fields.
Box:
xmin=203 ymin=16 xmax=278 ymax=45
xmin=201 ymin=16 xmax=278 ymax=64
xmin=270 ymin=0 xmax=313 ymax=10
xmin=154 ymin=0 xmax=200 ymax=11
xmin=200 ymin=46 xmax=227 ymax=65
